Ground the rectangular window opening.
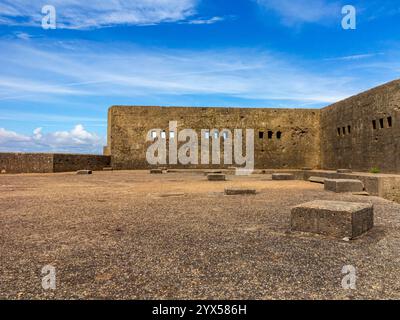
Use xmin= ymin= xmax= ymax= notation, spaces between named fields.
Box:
xmin=347 ymin=126 xmax=351 ymax=134
xmin=342 ymin=127 xmax=346 ymax=135
xmin=277 ymin=131 xmax=282 ymax=139
xmin=268 ymin=131 xmax=273 ymax=139
xmin=379 ymin=118 xmax=384 ymax=129
xmin=372 ymin=120 xmax=377 ymax=130
xmin=259 ymin=131 xmax=264 ymax=139
xmin=388 ymin=116 xmax=393 ymax=128
xmin=170 ymin=131 xmax=175 ymax=139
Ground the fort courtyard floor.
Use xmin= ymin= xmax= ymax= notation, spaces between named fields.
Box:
xmin=1 ymin=170 xmax=400 ymax=300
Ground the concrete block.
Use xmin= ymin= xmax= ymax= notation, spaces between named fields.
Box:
xmin=325 ymin=179 xmax=364 ymax=193
xmin=291 ymin=200 xmax=374 ymax=238
xmin=204 ymin=170 xmax=222 ymax=176
xmin=272 ymin=173 xmax=295 ymax=180
xmin=224 ymin=188 xmax=256 ymax=195
xmin=337 ymin=169 xmax=353 ymax=174
xmin=150 ymin=169 xmax=163 ymax=174
xmin=77 ymin=170 xmax=92 ymax=175
xmin=309 ymin=176 xmax=326 ymax=184
xmin=207 ymin=174 xmax=226 ymax=181
xmin=103 ymin=167 xmax=113 ymax=171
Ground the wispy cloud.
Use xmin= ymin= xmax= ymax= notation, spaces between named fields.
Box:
xmin=0 ymin=125 xmax=104 ymax=153
xmin=186 ymin=16 xmax=225 ymax=25
xmin=324 ymin=53 xmax=384 ymax=62
xmin=256 ymin=0 xmax=341 ymax=26
xmin=0 ymin=39 xmax=362 ymax=106
xmin=0 ymin=0 xmax=198 ymax=29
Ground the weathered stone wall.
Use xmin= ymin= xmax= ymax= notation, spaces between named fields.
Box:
xmin=108 ymin=106 xmax=321 ymax=169
xmin=0 ymin=153 xmax=54 ymax=173
xmin=321 ymin=80 xmax=400 ymax=173
xmin=0 ymin=153 xmax=111 ymax=173
xmin=53 ymin=154 xmax=111 ymax=172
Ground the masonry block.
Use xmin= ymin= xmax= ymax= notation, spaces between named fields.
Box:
xmin=224 ymin=188 xmax=256 ymax=195
xmin=103 ymin=167 xmax=113 ymax=171
xmin=272 ymin=173 xmax=295 ymax=180
xmin=150 ymin=169 xmax=163 ymax=174
xmin=291 ymin=200 xmax=374 ymax=238
xmin=77 ymin=170 xmax=92 ymax=175
xmin=324 ymin=179 xmax=364 ymax=193
xmin=207 ymin=174 xmax=226 ymax=181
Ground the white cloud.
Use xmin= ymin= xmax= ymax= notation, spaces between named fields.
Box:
xmin=187 ymin=16 xmax=225 ymax=25
xmin=257 ymin=0 xmax=340 ymax=25
xmin=0 ymin=0 xmax=198 ymax=29
xmin=0 ymin=125 xmax=104 ymax=153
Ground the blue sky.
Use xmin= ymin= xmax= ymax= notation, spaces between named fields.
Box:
xmin=0 ymin=0 xmax=399 ymax=153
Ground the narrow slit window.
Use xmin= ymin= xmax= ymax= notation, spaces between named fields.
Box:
xmin=170 ymin=131 xmax=175 ymax=139
xmin=161 ymin=131 xmax=166 ymax=139
xmin=222 ymin=132 xmax=229 ymax=140
xmin=268 ymin=131 xmax=273 ymax=139
xmin=276 ymin=131 xmax=282 ymax=139
xmin=204 ymin=131 xmax=210 ymax=139
xmin=259 ymin=131 xmax=264 ymax=139
xmin=347 ymin=126 xmax=351 ymax=134
xmin=214 ymin=131 xmax=219 ymax=139
xmin=379 ymin=118 xmax=384 ymax=129
xmin=337 ymin=128 xmax=341 ymax=136
xmin=388 ymin=116 xmax=393 ymax=128
xmin=151 ymin=131 xmax=157 ymax=139
xmin=342 ymin=127 xmax=346 ymax=135
xmin=372 ymin=120 xmax=377 ymax=130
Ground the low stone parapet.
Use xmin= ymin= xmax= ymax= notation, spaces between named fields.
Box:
xmin=324 ymin=179 xmax=364 ymax=193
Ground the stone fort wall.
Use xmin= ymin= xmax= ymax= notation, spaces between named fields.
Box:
xmin=107 ymin=106 xmax=321 ymax=170
xmin=107 ymin=79 xmax=400 ymax=173
xmin=321 ymin=80 xmax=400 ymax=173
xmin=0 ymin=153 xmax=111 ymax=174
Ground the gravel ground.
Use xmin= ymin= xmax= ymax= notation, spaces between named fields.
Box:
xmin=0 ymin=170 xmax=399 ymax=300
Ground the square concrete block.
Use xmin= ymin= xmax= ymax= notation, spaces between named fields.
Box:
xmin=291 ymin=200 xmax=374 ymax=238
xmin=207 ymin=174 xmax=226 ymax=181
xmin=325 ymin=179 xmax=364 ymax=193
xmin=272 ymin=173 xmax=295 ymax=180
xmin=224 ymin=188 xmax=256 ymax=195
xmin=77 ymin=170 xmax=92 ymax=175
xmin=150 ymin=169 xmax=163 ymax=174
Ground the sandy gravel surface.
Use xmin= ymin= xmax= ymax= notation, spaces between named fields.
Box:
xmin=1 ymin=170 xmax=399 ymax=300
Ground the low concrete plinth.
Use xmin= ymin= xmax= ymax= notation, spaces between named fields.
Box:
xmin=207 ymin=174 xmax=226 ymax=181
xmin=150 ymin=169 xmax=163 ymax=174
xmin=272 ymin=173 xmax=295 ymax=180
xmin=291 ymin=200 xmax=374 ymax=238
xmin=204 ymin=170 xmax=222 ymax=176
xmin=224 ymin=188 xmax=256 ymax=195
xmin=309 ymin=176 xmax=326 ymax=184
xmin=77 ymin=170 xmax=92 ymax=175
xmin=325 ymin=179 xmax=364 ymax=193
xmin=337 ymin=169 xmax=353 ymax=174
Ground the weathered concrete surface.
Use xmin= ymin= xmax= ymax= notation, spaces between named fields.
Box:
xmin=207 ymin=174 xmax=226 ymax=181
xmin=108 ymin=106 xmax=321 ymax=170
xmin=272 ymin=173 xmax=295 ymax=180
xmin=1 ymin=171 xmax=400 ymax=300
xmin=291 ymin=200 xmax=374 ymax=238
xmin=224 ymin=188 xmax=256 ymax=195
xmin=0 ymin=153 xmax=111 ymax=174
xmin=324 ymin=179 xmax=364 ymax=193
